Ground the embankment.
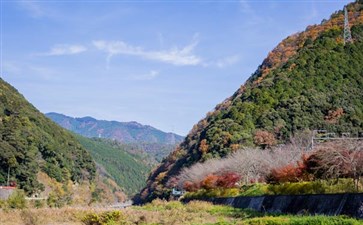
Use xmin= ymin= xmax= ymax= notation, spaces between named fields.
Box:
xmin=183 ymin=193 xmax=363 ymax=218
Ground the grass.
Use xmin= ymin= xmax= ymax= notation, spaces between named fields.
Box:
xmin=0 ymin=200 xmax=362 ymax=225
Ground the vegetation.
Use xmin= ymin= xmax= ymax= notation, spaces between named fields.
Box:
xmin=0 ymin=200 xmax=361 ymax=225
xmin=0 ymin=78 xmax=96 ymax=195
xmin=178 ymin=139 xmax=362 ymax=199
xmin=138 ymin=1 xmax=363 ymax=203
xmin=76 ymin=135 xmax=151 ymax=196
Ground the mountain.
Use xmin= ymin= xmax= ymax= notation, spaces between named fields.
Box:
xmin=137 ymin=1 xmax=363 ymax=203
xmin=46 ymin=112 xmax=184 ymax=145
xmin=75 ymin=135 xmax=151 ymax=196
xmin=0 ymin=78 xmax=96 ymax=195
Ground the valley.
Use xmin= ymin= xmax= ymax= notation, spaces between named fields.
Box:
xmin=1 ymin=0 xmax=363 ymax=224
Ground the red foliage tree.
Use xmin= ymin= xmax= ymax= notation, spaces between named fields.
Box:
xmin=217 ymin=172 xmax=241 ymax=188
xmin=201 ymin=174 xmax=219 ymax=190
xmin=183 ymin=181 xmax=199 ymax=192
xmin=267 ymin=154 xmax=311 ymax=184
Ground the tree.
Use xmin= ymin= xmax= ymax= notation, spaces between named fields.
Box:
xmin=253 ymin=130 xmax=276 ymax=149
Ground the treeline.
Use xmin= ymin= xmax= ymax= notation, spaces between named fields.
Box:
xmin=0 ymin=79 xmax=96 ymax=195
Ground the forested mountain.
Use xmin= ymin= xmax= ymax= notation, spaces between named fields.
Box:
xmin=46 ymin=112 xmax=184 ymax=145
xmin=0 ymin=78 xmax=96 ymax=195
xmin=137 ymin=1 xmax=363 ymax=203
xmin=75 ymin=135 xmax=151 ymax=196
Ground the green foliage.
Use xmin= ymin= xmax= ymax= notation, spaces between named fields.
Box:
xmin=184 ymin=188 xmax=241 ymax=199
xmin=0 ymin=79 xmax=96 ymax=195
xmin=240 ymin=184 xmax=269 ymax=197
xmin=267 ymin=181 xmax=326 ymax=195
xmin=82 ymin=211 xmax=125 ymax=225
xmin=76 ymin=135 xmax=151 ymax=196
xmin=242 ymin=215 xmax=363 ymax=225
xmin=7 ymin=189 xmax=26 ymax=209
xmin=140 ymin=3 xmax=363 ymax=202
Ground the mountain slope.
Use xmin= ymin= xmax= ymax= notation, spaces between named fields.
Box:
xmin=137 ymin=1 xmax=363 ymax=203
xmin=0 ymin=78 xmax=96 ymax=194
xmin=46 ymin=112 xmax=184 ymax=145
xmin=75 ymin=135 xmax=151 ymax=196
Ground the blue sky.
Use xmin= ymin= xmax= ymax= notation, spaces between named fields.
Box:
xmin=1 ymin=0 xmax=352 ymax=135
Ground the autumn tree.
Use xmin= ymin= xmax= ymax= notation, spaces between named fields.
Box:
xmin=253 ymin=130 xmax=276 ymax=148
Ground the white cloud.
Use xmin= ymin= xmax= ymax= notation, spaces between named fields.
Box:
xmin=40 ymin=44 xmax=87 ymax=56
xmin=93 ymin=35 xmax=202 ymax=68
xmin=216 ymin=55 xmax=240 ymax=68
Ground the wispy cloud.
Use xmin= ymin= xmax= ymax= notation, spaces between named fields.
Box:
xmin=134 ymin=70 xmax=159 ymax=80
xmin=3 ymin=61 xmax=61 ymax=81
xmin=215 ymin=55 xmax=240 ymax=68
xmin=93 ymin=35 xmax=202 ymax=68
xmin=39 ymin=44 xmax=87 ymax=56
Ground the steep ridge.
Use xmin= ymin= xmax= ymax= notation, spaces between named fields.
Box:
xmin=137 ymin=1 xmax=363 ymax=203
xmin=46 ymin=112 xmax=184 ymax=145
xmin=0 ymin=78 xmax=96 ymax=195
xmin=75 ymin=135 xmax=151 ymax=196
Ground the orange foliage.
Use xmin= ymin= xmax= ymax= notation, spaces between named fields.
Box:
xmin=325 ymin=108 xmax=344 ymax=124
xmin=230 ymin=144 xmax=240 ymax=152
xmin=201 ymin=174 xmax=219 ymax=190
xmin=253 ymin=130 xmax=276 ymax=148
xmin=199 ymin=139 xmax=209 ymax=154
xmin=252 ymin=3 xmax=363 ymax=85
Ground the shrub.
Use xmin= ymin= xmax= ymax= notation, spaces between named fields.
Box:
xmin=267 ymin=181 xmax=325 ymax=195
xmin=82 ymin=211 xmax=125 ymax=225
xmin=240 ymin=183 xmax=269 ymax=196
xmin=7 ymin=190 xmax=27 ymax=209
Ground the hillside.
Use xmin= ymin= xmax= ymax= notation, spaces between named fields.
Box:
xmin=137 ymin=1 xmax=363 ymax=203
xmin=46 ymin=112 xmax=184 ymax=145
xmin=75 ymin=135 xmax=151 ymax=196
xmin=0 ymin=78 xmax=96 ymax=195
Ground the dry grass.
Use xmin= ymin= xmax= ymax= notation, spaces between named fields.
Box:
xmin=0 ymin=207 xmax=113 ymax=225
xmin=0 ymin=200 xmax=233 ymax=225
xmin=1 ymin=200 xmax=361 ymax=225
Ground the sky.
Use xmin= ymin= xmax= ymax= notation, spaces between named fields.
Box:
xmin=0 ymin=0 xmax=352 ymax=136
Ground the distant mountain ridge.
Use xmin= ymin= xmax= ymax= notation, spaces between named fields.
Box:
xmin=46 ymin=112 xmax=184 ymax=145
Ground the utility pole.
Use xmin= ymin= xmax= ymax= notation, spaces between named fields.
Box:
xmin=7 ymin=167 xmax=10 ymax=186
xmin=344 ymin=6 xmax=353 ymax=45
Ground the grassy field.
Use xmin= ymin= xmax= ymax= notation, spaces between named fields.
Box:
xmin=0 ymin=200 xmax=362 ymax=225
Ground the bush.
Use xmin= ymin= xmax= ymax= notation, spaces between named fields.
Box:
xmin=82 ymin=211 xmax=125 ymax=225
xmin=267 ymin=181 xmax=325 ymax=195
xmin=7 ymin=190 xmax=27 ymax=209
xmin=240 ymin=183 xmax=269 ymax=196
